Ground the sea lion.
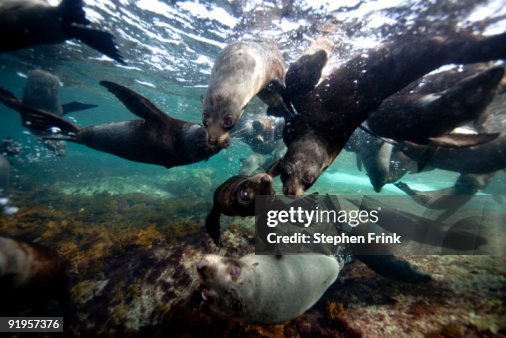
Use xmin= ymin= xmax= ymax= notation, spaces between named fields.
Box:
xmin=270 ymin=31 xmax=506 ymax=195
xmin=205 ymin=174 xmax=431 ymax=283
xmin=202 ymin=41 xmax=286 ymax=147
xmin=394 ymin=173 xmax=495 ymax=220
xmin=232 ymin=115 xmax=285 ymax=154
xmin=0 ymin=236 xmax=67 ymax=313
xmin=349 ymin=196 xmax=488 ymax=251
xmin=21 ymin=69 xmax=98 ymax=156
xmin=196 ymin=253 xmax=341 ymax=324
xmin=205 ymin=173 xmax=274 ymax=246
xmin=367 ymin=65 xmax=504 ymax=143
xmin=399 ymin=136 xmax=506 ymax=174
xmin=0 ymin=0 xmax=124 ymax=63
xmin=22 ymin=69 xmax=98 ymax=117
xmin=0 ymin=82 xmax=220 ymax=168
xmin=345 ymin=126 xmax=394 ymax=192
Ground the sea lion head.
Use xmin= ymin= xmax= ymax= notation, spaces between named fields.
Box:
xmin=269 ymin=133 xmax=331 ymax=196
xmin=202 ymin=94 xmax=245 ymax=148
xmin=205 ymin=173 xmax=274 ymax=246
xmin=215 ymin=173 xmax=274 ymax=216
xmin=196 ymin=254 xmax=257 ymax=320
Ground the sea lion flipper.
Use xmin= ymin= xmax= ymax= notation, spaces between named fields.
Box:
xmin=285 ymin=50 xmax=328 ymax=98
xmin=394 ymin=181 xmax=417 ymax=195
xmin=356 ymin=255 xmax=431 ymax=283
xmin=62 ymin=102 xmax=98 ymax=115
xmin=64 ymin=27 xmax=124 ymax=64
xmin=205 ymin=206 xmax=222 ymax=247
xmin=0 ymin=88 xmax=80 ymax=136
xmin=100 ymin=81 xmax=171 ymax=123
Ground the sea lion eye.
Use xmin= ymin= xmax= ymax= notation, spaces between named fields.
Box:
xmin=239 ymin=188 xmax=251 ymax=200
xmin=223 ymin=116 xmax=234 ymax=129
xmin=302 ymin=172 xmax=315 ymax=185
xmin=230 ymin=265 xmax=241 ymax=280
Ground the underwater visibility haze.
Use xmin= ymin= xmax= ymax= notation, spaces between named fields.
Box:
xmin=0 ymin=0 xmax=506 ymax=336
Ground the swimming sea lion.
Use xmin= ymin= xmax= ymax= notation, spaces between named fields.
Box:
xmin=0 ymin=82 xmax=220 ymax=168
xmin=271 ymin=31 xmax=506 ymax=195
xmin=233 ymin=115 xmax=285 ymax=154
xmin=202 ymin=41 xmax=286 ymax=147
xmin=399 ymin=136 xmax=506 ymax=174
xmin=0 ymin=236 xmax=67 ymax=312
xmin=205 ymin=173 xmax=274 ymax=246
xmin=367 ymin=65 xmax=504 ymax=143
xmin=23 ymin=69 xmax=98 ymax=117
xmin=197 ymin=253 xmax=341 ymax=324
xmin=21 ymin=69 xmax=98 ymax=156
xmin=394 ymin=173 xmax=495 ymax=220
xmin=0 ymin=0 xmax=124 ymax=63
xmin=345 ymin=126 xmax=394 ymax=192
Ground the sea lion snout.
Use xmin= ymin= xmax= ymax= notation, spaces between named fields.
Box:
xmin=257 ymin=173 xmax=272 ymax=185
xmin=207 ymin=132 xmax=230 ymax=148
xmin=196 ymin=255 xmax=221 ymax=280
xmin=283 ymin=184 xmax=305 ymax=196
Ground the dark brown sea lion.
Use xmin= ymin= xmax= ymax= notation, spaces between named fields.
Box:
xmin=205 ymin=173 xmax=274 ymax=246
xmin=0 ymin=82 xmax=220 ymax=168
xmin=399 ymin=136 xmax=506 ymax=174
xmin=0 ymin=236 xmax=67 ymax=314
xmin=271 ymin=31 xmax=506 ymax=195
xmin=0 ymin=0 xmax=124 ymax=63
xmin=395 ymin=173 xmax=495 ymax=220
xmin=21 ymin=69 xmax=98 ymax=156
xmin=202 ymin=41 xmax=286 ymax=147
xmin=367 ymin=65 xmax=504 ymax=143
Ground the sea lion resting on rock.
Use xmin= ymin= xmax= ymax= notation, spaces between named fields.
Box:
xmin=197 ymin=253 xmax=341 ymax=325
xmin=0 ymin=81 xmax=220 ymax=168
xmin=0 ymin=0 xmax=124 ymax=63
xmin=270 ymin=31 xmax=506 ymax=195
xmin=202 ymin=41 xmax=286 ymax=147
xmin=21 ymin=69 xmax=98 ymax=156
